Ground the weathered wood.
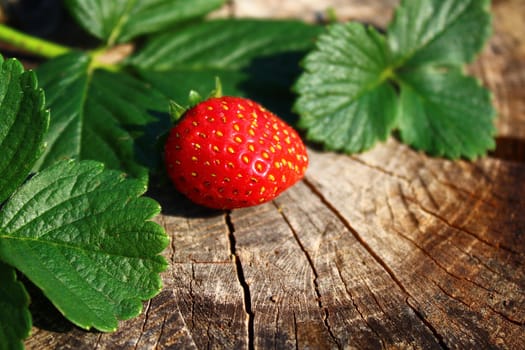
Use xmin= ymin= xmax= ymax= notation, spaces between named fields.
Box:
xmin=306 ymin=143 xmax=525 ymax=348
xmin=24 ymin=0 xmax=525 ymax=349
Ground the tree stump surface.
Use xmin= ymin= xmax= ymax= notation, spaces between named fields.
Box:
xmin=24 ymin=0 xmax=525 ymax=349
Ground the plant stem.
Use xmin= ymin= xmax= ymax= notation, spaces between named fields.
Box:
xmin=0 ymin=24 xmax=70 ymax=59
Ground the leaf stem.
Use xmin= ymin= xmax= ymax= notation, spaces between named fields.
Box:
xmin=106 ymin=0 xmax=137 ymax=47
xmin=380 ymin=66 xmax=396 ymax=83
xmin=88 ymin=44 xmax=134 ymax=73
xmin=0 ymin=24 xmax=70 ymax=59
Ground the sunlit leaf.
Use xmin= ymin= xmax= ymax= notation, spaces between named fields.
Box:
xmin=397 ymin=66 xmax=496 ymax=159
xmin=0 ymin=160 xmax=168 ymax=332
xmin=65 ymin=0 xmax=225 ymax=44
xmin=293 ymin=23 xmax=397 ymax=153
xmin=0 ymin=56 xmax=48 ymax=204
xmin=388 ymin=0 xmax=492 ymax=67
xmin=35 ymin=52 xmax=169 ymax=179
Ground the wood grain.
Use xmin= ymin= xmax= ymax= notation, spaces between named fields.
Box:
xmin=23 ymin=0 xmax=525 ymax=349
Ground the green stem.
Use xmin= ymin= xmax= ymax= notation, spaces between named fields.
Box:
xmin=0 ymin=24 xmax=70 ymax=58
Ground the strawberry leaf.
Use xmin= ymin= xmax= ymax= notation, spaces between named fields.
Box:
xmin=388 ymin=0 xmax=492 ymax=68
xmin=397 ymin=67 xmax=496 ymax=159
xmin=0 ymin=160 xmax=169 ymax=332
xmin=293 ymin=23 xmax=398 ymax=153
xmin=128 ymin=19 xmax=322 ymax=121
xmin=0 ymin=261 xmax=31 ymax=350
xmin=34 ymin=52 xmax=169 ymax=179
xmin=0 ymin=56 xmax=49 ymax=204
xmin=64 ymin=0 xmax=225 ymax=45
xmin=293 ymin=0 xmax=495 ymax=159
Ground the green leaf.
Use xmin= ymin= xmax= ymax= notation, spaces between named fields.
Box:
xmin=0 ymin=160 xmax=169 ymax=332
xmin=396 ymin=66 xmax=496 ymax=159
xmin=65 ymin=0 xmax=225 ymax=45
xmin=0 ymin=261 xmax=31 ymax=350
xmin=129 ymin=19 xmax=320 ymax=71
xmin=293 ymin=22 xmax=398 ymax=153
xmin=293 ymin=0 xmax=496 ymax=159
xmin=35 ymin=52 xmax=169 ymax=179
xmin=0 ymin=56 xmax=49 ymax=204
xmin=128 ymin=19 xmax=322 ymax=122
xmin=388 ymin=0 xmax=492 ymax=67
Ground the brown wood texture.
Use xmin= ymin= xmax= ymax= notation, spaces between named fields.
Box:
xmin=24 ymin=0 xmax=525 ymax=349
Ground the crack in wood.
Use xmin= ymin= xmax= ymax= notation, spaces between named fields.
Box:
xmin=133 ymin=299 xmax=152 ymax=349
xmin=273 ymin=201 xmax=342 ymax=349
xmin=333 ymin=257 xmax=387 ymax=349
xmin=292 ymin=311 xmax=299 ymax=350
xmin=455 ymin=245 xmax=501 ymax=276
xmin=274 ymin=303 xmax=281 ymax=349
xmin=388 ymin=218 xmax=503 ymax=299
xmin=427 ymin=275 xmax=472 ymax=309
xmin=392 ymin=171 xmax=518 ymax=257
xmin=391 ymin=183 xmax=422 ymax=229
xmin=424 ymin=165 xmax=503 ymax=207
xmin=351 ymin=152 xmax=524 ymax=259
xmin=393 ymin=224 xmax=512 ymax=303
xmin=427 ymin=275 xmax=525 ymax=332
xmin=93 ymin=333 xmax=102 ymax=349
xmin=303 ymin=176 xmax=450 ymax=350
xmin=171 ymin=259 xmax=231 ymax=264
xmin=354 ymin=152 xmax=504 ymax=210
xmin=303 ymin=177 xmax=404 ymax=291
xmin=189 ymin=263 xmax=196 ymax=332
xmin=175 ymin=302 xmax=199 ymax=349
xmin=415 ymin=171 xmax=441 ymax=210
xmin=390 ymin=193 xmax=525 ymax=325
xmin=350 ymin=155 xmax=413 ymax=186
xmin=225 ymin=211 xmax=255 ymax=350
xmin=350 ymin=155 xmax=502 ymax=234
xmin=406 ymin=298 xmax=450 ymax=350
xmin=206 ymin=315 xmax=212 ymax=350
xmin=486 ymin=304 xmax=525 ymax=326
xmin=154 ymin=313 xmax=169 ymax=349
xmin=361 ymin=280 xmax=385 ymax=318
xmin=404 ymin=195 xmax=521 ymax=255
xmin=395 ymin=175 xmax=525 ymax=295
xmin=415 ymin=291 xmax=499 ymax=348
xmin=165 ymin=217 xmax=200 ymax=348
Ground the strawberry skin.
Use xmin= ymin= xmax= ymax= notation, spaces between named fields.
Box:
xmin=164 ymin=96 xmax=308 ymax=209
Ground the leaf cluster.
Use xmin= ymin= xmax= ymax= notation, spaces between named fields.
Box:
xmin=0 ymin=56 xmax=167 ymax=350
xmin=294 ymin=0 xmax=496 ymax=159
xmin=0 ymin=0 xmax=322 ymax=347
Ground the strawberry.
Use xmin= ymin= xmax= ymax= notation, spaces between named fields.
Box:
xmin=164 ymin=95 xmax=308 ymax=209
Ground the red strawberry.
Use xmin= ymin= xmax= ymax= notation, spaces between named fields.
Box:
xmin=164 ymin=96 xmax=308 ymax=209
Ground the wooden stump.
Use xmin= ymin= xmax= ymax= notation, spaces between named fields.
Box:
xmin=25 ymin=0 xmax=525 ymax=348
